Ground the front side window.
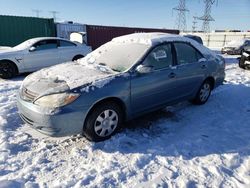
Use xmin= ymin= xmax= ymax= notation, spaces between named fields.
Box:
xmin=142 ymin=44 xmax=173 ymax=70
xmin=174 ymin=42 xmax=203 ymax=65
xmin=33 ymin=40 xmax=58 ymax=51
xmin=59 ymin=40 xmax=76 ymax=47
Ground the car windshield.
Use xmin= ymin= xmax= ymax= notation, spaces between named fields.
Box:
xmin=83 ymin=41 xmax=150 ymax=72
xmin=13 ymin=39 xmax=36 ymax=50
xmin=226 ymin=39 xmax=245 ymax=47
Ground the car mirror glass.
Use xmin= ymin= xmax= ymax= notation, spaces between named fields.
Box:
xmin=136 ymin=65 xmax=154 ymax=74
xmin=29 ymin=46 xmax=36 ymax=52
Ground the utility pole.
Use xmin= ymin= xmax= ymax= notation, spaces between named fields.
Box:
xmin=198 ymin=0 xmax=217 ymax=33
xmin=32 ymin=9 xmax=42 ymax=18
xmin=49 ymin=11 xmax=59 ymax=22
xmin=173 ymin=0 xmax=189 ymax=32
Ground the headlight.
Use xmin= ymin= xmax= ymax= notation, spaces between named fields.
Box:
xmin=34 ymin=93 xmax=80 ymax=108
xmin=243 ymin=52 xmax=250 ymax=57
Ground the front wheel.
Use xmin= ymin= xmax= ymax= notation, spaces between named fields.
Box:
xmin=192 ymin=80 xmax=212 ymax=105
xmin=0 ymin=61 xmax=18 ymax=79
xmin=239 ymin=57 xmax=246 ymax=69
xmin=83 ymin=102 xmax=123 ymax=142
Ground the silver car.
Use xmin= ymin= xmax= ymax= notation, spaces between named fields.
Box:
xmin=17 ymin=33 xmax=225 ymax=142
xmin=0 ymin=37 xmax=92 ymax=79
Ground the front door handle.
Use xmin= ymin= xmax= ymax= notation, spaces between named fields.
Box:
xmin=201 ymin=64 xmax=207 ymax=69
xmin=168 ymin=72 xmax=176 ymax=78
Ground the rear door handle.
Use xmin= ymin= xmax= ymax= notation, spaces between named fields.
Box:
xmin=168 ymin=72 xmax=176 ymax=78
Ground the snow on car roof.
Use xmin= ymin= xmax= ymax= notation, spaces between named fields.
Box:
xmin=112 ymin=32 xmax=215 ymax=57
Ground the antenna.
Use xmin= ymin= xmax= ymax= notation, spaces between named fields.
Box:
xmin=32 ymin=9 xmax=42 ymax=18
xmin=173 ymin=0 xmax=189 ymax=32
xmin=49 ymin=11 xmax=59 ymax=22
xmin=198 ymin=0 xmax=217 ymax=33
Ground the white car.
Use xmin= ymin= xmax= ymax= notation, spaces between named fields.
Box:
xmin=0 ymin=37 xmax=92 ymax=78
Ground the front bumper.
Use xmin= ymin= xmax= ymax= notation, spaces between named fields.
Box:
xmin=17 ymin=94 xmax=89 ymax=137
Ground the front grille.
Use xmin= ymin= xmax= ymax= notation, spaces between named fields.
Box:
xmin=19 ymin=113 xmax=34 ymax=125
xmin=21 ymin=87 xmax=38 ymax=102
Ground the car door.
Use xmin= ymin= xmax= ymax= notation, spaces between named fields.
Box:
xmin=58 ymin=40 xmax=79 ymax=62
xmin=23 ymin=39 xmax=60 ymax=71
xmin=172 ymin=42 xmax=206 ymax=98
xmin=130 ymin=43 xmax=179 ymax=114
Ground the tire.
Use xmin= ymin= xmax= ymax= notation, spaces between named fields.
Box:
xmin=0 ymin=61 xmax=18 ymax=79
xmin=239 ymin=57 xmax=246 ymax=69
xmin=83 ymin=102 xmax=123 ymax=142
xmin=192 ymin=80 xmax=212 ymax=105
xmin=72 ymin=55 xmax=84 ymax=61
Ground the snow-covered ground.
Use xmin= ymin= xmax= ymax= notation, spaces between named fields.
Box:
xmin=0 ymin=55 xmax=250 ymax=187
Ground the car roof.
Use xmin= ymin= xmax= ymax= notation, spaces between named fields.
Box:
xmin=26 ymin=37 xmax=74 ymax=43
xmin=112 ymin=32 xmax=195 ymax=46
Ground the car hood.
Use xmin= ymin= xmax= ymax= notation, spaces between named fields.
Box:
xmin=22 ymin=61 xmax=115 ymax=97
xmin=0 ymin=48 xmax=22 ymax=56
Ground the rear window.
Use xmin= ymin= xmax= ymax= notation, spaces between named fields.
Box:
xmin=59 ymin=40 xmax=76 ymax=47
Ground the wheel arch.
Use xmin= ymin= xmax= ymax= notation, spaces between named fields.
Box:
xmin=84 ymin=97 xmax=127 ymax=127
xmin=72 ymin=54 xmax=84 ymax=61
xmin=0 ymin=59 xmax=19 ymax=74
xmin=204 ymin=76 xmax=215 ymax=90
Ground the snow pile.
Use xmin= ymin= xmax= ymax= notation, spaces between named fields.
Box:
xmin=0 ymin=55 xmax=250 ymax=187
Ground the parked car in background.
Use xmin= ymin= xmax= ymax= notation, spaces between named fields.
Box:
xmin=183 ymin=34 xmax=203 ymax=45
xmin=239 ymin=46 xmax=250 ymax=69
xmin=17 ymin=33 xmax=225 ymax=142
xmin=221 ymin=38 xmax=250 ymax=55
xmin=0 ymin=37 xmax=92 ymax=79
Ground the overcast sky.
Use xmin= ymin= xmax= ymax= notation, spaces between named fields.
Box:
xmin=1 ymin=0 xmax=249 ymax=31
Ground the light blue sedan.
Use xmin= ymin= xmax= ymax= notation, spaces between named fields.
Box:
xmin=17 ymin=33 xmax=225 ymax=142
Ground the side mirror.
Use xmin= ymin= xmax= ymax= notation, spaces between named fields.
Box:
xmin=198 ymin=58 xmax=207 ymax=63
xmin=136 ymin=65 xmax=154 ymax=74
xmin=29 ymin=46 xmax=36 ymax=52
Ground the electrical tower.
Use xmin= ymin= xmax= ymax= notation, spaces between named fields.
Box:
xmin=198 ymin=0 xmax=217 ymax=33
xmin=173 ymin=0 xmax=189 ymax=32
xmin=49 ymin=11 xmax=59 ymax=22
xmin=32 ymin=9 xmax=42 ymax=17
xmin=192 ymin=16 xmax=199 ymax=32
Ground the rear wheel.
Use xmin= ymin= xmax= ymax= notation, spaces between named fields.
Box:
xmin=72 ymin=55 xmax=84 ymax=61
xmin=83 ymin=102 xmax=123 ymax=142
xmin=192 ymin=80 xmax=212 ymax=105
xmin=0 ymin=61 xmax=18 ymax=79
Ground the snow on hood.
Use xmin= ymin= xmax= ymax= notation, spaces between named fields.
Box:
xmin=225 ymin=39 xmax=245 ymax=48
xmin=22 ymin=60 xmax=115 ymax=96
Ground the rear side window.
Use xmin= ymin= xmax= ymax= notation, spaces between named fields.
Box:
xmin=33 ymin=40 xmax=58 ymax=51
xmin=59 ymin=40 xmax=76 ymax=47
xmin=174 ymin=43 xmax=203 ymax=65
xmin=143 ymin=44 xmax=173 ymax=70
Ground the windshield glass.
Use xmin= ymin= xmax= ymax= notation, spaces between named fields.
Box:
xmin=13 ymin=39 xmax=36 ymax=50
xmin=81 ymin=41 xmax=150 ymax=72
xmin=226 ymin=39 xmax=245 ymax=47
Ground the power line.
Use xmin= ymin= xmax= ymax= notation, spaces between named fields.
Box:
xmin=173 ymin=0 xmax=189 ymax=32
xmin=198 ymin=0 xmax=217 ymax=33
